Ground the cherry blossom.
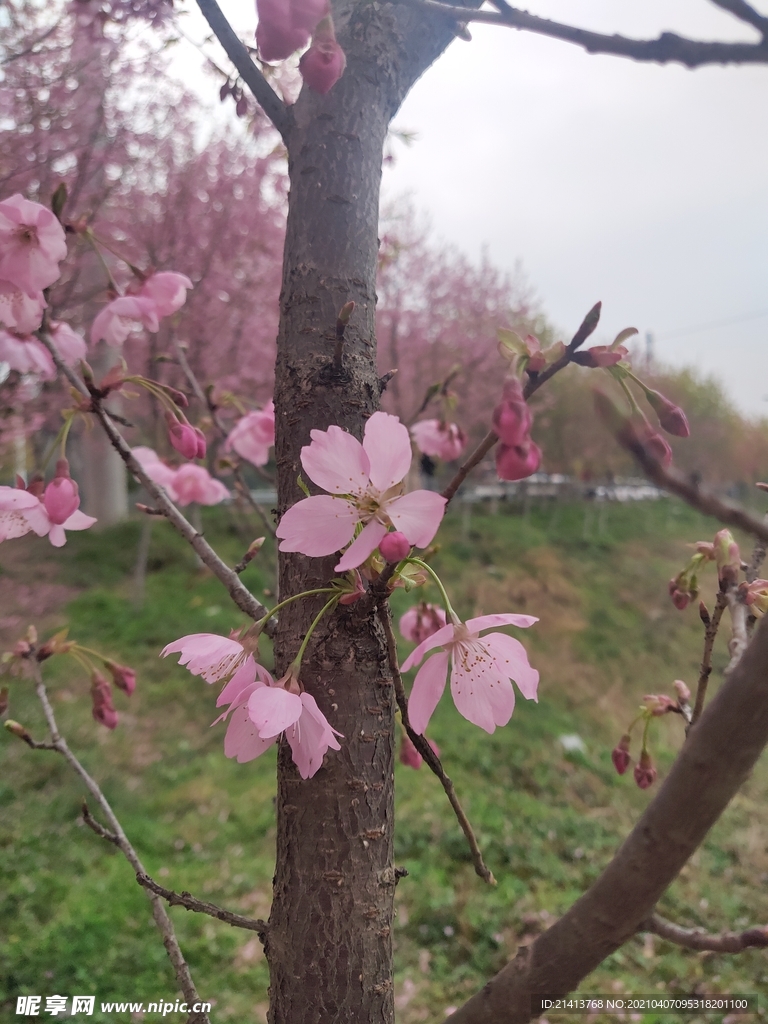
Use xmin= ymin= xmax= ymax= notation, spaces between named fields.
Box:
xmin=171 ymin=464 xmax=229 ymax=507
xmin=496 ymin=440 xmax=542 ymax=482
xmin=256 ymin=0 xmax=327 ymax=62
xmin=161 ymin=631 xmax=256 ymax=684
xmin=166 ymin=413 xmax=206 ymax=460
xmin=644 ymin=388 xmax=690 ymax=437
xmin=137 ymin=271 xmax=193 ymax=317
xmin=401 ymin=613 xmax=539 ymax=734
xmin=0 ymin=194 xmax=67 ymax=295
xmin=410 ymin=419 xmax=467 ymax=461
xmin=0 ymin=330 xmax=55 ymax=379
xmin=106 ymin=661 xmax=137 ymax=696
xmin=225 ymin=402 xmax=275 ymax=467
xmin=49 ymin=320 xmax=87 ymax=366
xmin=0 ymin=280 xmax=46 ymax=334
xmin=276 ymin=411 xmax=446 ymax=572
xmin=492 ymin=378 xmax=542 ymax=481
xmin=299 ymin=18 xmax=346 ymax=95
xmin=572 ymin=345 xmax=628 ymax=369
xmin=0 ymin=485 xmax=41 ymax=541
xmin=90 ymin=295 xmax=160 ymax=346
xmin=18 ymin=466 xmax=97 ymax=547
xmin=91 ymin=671 xmax=118 ymax=730
xmin=131 ymin=446 xmax=179 ymax=496
xmin=379 ymin=531 xmax=410 ymax=562
xmin=399 ymin=603 xmax=447 ymax=645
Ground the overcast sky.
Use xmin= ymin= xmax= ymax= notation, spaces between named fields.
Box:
xmin=178 ymin=0 xmax=768 ymax=416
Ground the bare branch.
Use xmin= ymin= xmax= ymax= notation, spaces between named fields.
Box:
xmin=708 ymin=0 xmax=768 ymax=35
xmin=38 ymin=331 xmax=271 ymax=629
xmin=194 ymin=0 xmax=292 ymax=142
xmin=377 ymin=602 xmax=496 ymax=885
xmin=644 ymin=912 xmax=768 ymax=952
xmin=690 ymin=591 xmax=727 ymax=726
xmin=136 ymin=873 xmax=269 ymax=939
xmin=449 ymin=614 xmax=768 ymax=1023
xmin=27 ymin=664 xmax=210 ymax=1024
xmin=411 ymin=0 xmax=768 ymax=67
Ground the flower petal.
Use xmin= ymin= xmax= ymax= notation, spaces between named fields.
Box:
xmin=300 ymin=424 xmax=370 ymax=496
xmin=48 ymin=523 xmax=67 ymax=547
xmin=485 ymin=633 xmax=539 ymax=701
xmin=408 ymin=650 xmax=449 ymax=734
xmin=363 ymin=411 xmax=412 ymax=492
xmin=400 ymin=622 xmax=456 ymax=673
xmin=465 ymin=613 xmax=538 ymax=633
xmin=216 ymin=658 xmax=272 ymax=707
xmin=451 ymin=654 xmax=512 ymax=733
xmin=286 ymin=692 xmax=342 ymax=779
xmin=335 ymin=519 xmax=387 ymax=572
xmin=223 ymin=702 xmax=277 ymax=763
xmin=0 ymin=487 xmax=41 ymax=510
xmin=386 ymin=491 xmax=446 ymax=548
xmin=276 ymin=494 xmax=359 ymax=557
xmin=247 ymin=686 xmax=303 ymax=738
xmin=61 ymin=509 xmax=98 ymax=532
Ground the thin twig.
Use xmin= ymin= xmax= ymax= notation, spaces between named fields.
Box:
xmin=707 ymin=0 xmax=768 ymax=35
xmin=408 ymin=0 xmax=768 ymax=67
xmin=441 ymin=302 xmax=601 ymax=503
xmin=81 ymin=801 xmax=121 ymax=846
xmin=27 ymin=663 xmax=210 ymax=1024
xmin=136 ymin=873 xmax=269 ymax=939
xmin=377 ymin=602 xmax=496 ymax=885
xmin=690 ymin=592 xmax=727 ymax=727
xmin=38 ymin=332 xmax=271 ymax=629
xmin=194 ymin=0 xmax=292 ymax=141
xmin=644 ymin=912 xmax=768 ymax=952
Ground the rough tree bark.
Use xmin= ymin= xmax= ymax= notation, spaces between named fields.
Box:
xmin=267 ymin=3 xmax=463 ymax=1020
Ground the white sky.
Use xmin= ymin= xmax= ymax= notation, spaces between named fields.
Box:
xmin=174 ymin=0 xmax=768 ymax=416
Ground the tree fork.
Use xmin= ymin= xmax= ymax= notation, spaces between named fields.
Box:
xmin=267 ymin=3 xmax=460 ymax=1020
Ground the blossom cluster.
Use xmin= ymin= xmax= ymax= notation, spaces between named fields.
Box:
xmin=256 ymin=0 xmax=346 ymax=95
xmin=0 ymin=459 xmax=95 ymax=547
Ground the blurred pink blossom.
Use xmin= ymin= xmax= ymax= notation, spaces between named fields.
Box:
xmin=256 ymin=0 xmax=327 ymax=61
xmin=90 ymin=295 xmax=159 ymax=346
xmin=410 ymin=419 xmax=467 ymax=461
xmin=91 ymin=671 xmax=118 ymax=730
xmin=49 ymin=320 xmax=87 ymax=366
xmin=299 ymin=18 xmax=346 ymax=95
xmin=171 ymin=463 xmax=229 ymax=506
xmin=137 ymin=271 xmax=193 ymax=317
xmin=0 ymin=194 xmax=67 ymax=295
xmin=131 ymin=446 xmax=179 ymax=496
xmin=0 ymin=280 xmax=46 ymax=334
xmin=225 ymin=402 xmax=275 ymax=467
xmin=0 ymin=330 xmax=55 ymax=379
xmin=399 ymin=603 xmax=447 ymax=645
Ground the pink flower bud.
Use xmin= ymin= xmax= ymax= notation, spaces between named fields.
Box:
xmin=91 ymin=672 xmax=118 ymax=730
xmin=492 ymin=378 xmax=533 ymax=447
xmin=713 ymin=529 xmax=740 ymax=587
xmin=673 ymin=679 xmax=691 ymax=703
xmin=399 ymin=733 xmax=440 ymax=770
xmin=106 ymin=660 xmax=136 ymax=696
xmin=379 ymin=531 xmax=411 ymax=563
xmin=338 ymin=569 xmax=365 ymax=605
xmin=299 ymin=18 xmax=346 ymax=95
xmin=643 ymin=430 xmax=673 ymax=468
xmin=43 ymin=459 xmax=80 ymax=525
xmin=634 ymin=750 xmax=656 ymax=790
xmin=611 ymin=734 xmax=631 ymax=775
xmin=572 ymin=344 xmax=627 ymax=369
xmin=644 ymin=388 xmax=690 ymax=438
xmin=399 ymin=603 xmax=447 ymax=644
xmin=166 ymin=413 xmax=199 ymax=460
xmin=671 ymin=588 xmax=691 ymax=610
xmin=496 ymin=440 xmax=542 ymax=482
xmin=643 ymin=694 xmax=676 ymax=716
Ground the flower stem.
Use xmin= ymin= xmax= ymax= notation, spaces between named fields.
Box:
xmin=256 ymin=588 xmax=337 ymax=629
xmin=293 ymin=595 xmax=340 ymax=668
xmin=404 ymin=557 xmax=457 ymax=622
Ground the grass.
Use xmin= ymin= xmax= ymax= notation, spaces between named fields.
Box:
xmin=1 ymin=498 xmax=768 ymax=1023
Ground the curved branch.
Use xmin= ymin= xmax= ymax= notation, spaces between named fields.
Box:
xmin=708 ymin=0 xmax=768 ymax=35
xmin=194 ymin=0 xmax=292 ymax=142
xmin=449 ymin=614 xmax=768 ymax=1023
xmin=644 ymin=912 xmax=768 ymax=952
xmin=136 ymin=873 xmax=269 ymax=939
xmin=412 ymin=0 xmax=768 ymax=67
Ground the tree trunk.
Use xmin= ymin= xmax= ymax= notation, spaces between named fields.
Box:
xmin=266 ymin=5 xmax=461 ymax=1021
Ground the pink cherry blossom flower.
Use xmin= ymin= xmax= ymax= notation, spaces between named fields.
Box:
xmin=49 ymin=320 xmax=87 ymax=366
xmin=276 ymin=411 xmax=446 ymax=572
xmin=43 ymin=459 xmax=80 ymax=525
xmin=0 ymin=485 xmax=40 ymax=541
xmin=106 ymin=660 xmax=137 ymax=696
xmin=225 ymin=402 xmax=275 ymax=467
xmin=0 ymin=280 xmax=46 ymax=333
xmin=19 ymin=486 xmax=96 ymax=547
xmin=299 ymin=19 xmax=346 ymax=95
xmin=399 ymin=603 xmax=447 ymax=645
xmin=0 ymin=194 xmax=67 ymax=295
xmin=410 ymin=420 xmax=467 ymax=461
xmin=399 ymin=733 xmax=440 ymax=770
xmin=161 ymin=631 xmax=256 ymax=683
xmin=166 ymin=413 xmax=206 ymax=459
xmin=492 ymin=378 xmax=533 ymax=447
xmin=90 ymin=295 xmax=160 ymax=346
xmin=137 ymin=271 xmax=193 ymax=317
xmin=572 ymin=344 xmax=628 ymax=369
xmin=0 ymin=330 xmax=55 ymax=379
xmin=401 ymin=613 xmax=539 ymax=734
xmin=131 ymin=446 xmax=179 ymax=496
xmin=171 ymin=464 xmax=229 ymax=507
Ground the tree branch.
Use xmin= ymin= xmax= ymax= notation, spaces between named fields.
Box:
xmin=136 ymin=873 xmax=269 ymax=939
xmin=410 ymin=0 xmax=768 ymax=67
xmin=27 ymin=663 xmax=210 ymax=1024
xmin=708 ymin=0 xmax=768 ymax=35
xmin=377 ymin=602 xmax=496 ymax=885
xmin=449 ymin=613 xmax=768 ymax=1023
xmin=644 ymin=912 xmax=768 ymax=952
xmin=38 ymin=332 xmax=272 ymax=629
xmin=193 ymin=0 xmax=292 ymax=142
xmin=691 ymin=591 xmax=727 ymax=726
